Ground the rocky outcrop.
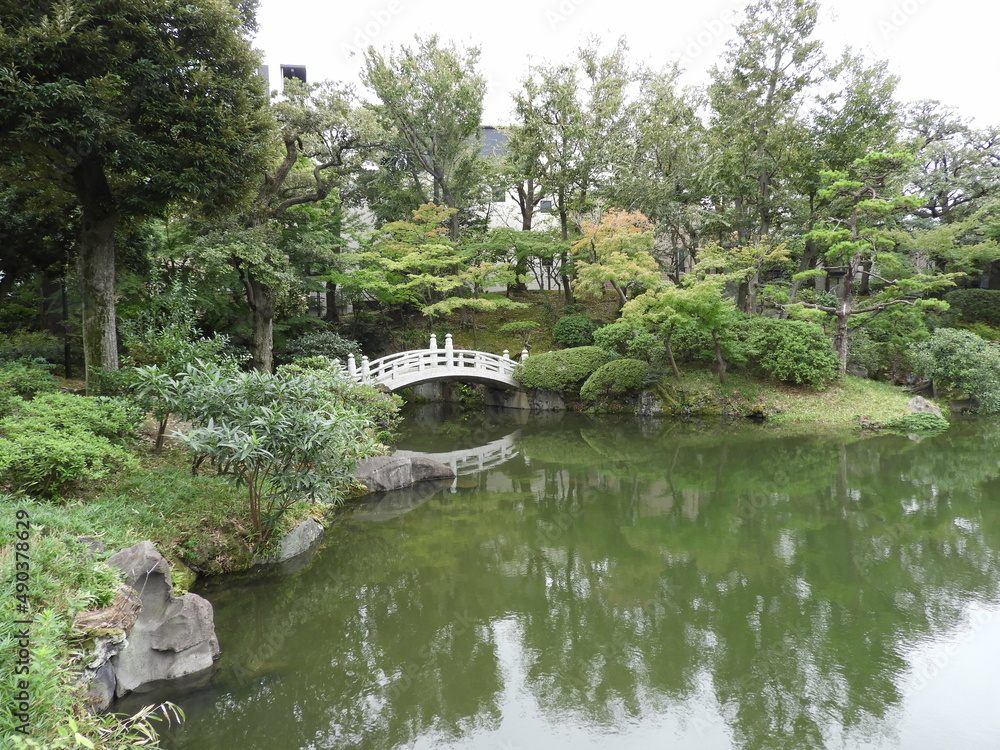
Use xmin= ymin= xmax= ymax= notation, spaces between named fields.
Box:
xmin=105 ymin=541 xmax=220 ymax=698
xmin=908 ymin=396 xmax=944 ymax=417
xmin=354 ymin=455 xmax=456 ymax=492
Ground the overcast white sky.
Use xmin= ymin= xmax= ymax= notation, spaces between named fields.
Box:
xmin=253 ymin=0 xmax=1000 ymax=128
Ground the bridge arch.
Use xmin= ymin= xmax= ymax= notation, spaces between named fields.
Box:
xmin=347 ymin=334 xmax=528 ymax=393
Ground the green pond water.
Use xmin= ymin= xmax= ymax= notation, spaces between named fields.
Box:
xmin=156 ymin=408 xmax=1000 ymax=750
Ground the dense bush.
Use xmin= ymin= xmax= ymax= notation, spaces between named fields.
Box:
xmin=278 ymin=356 xmax=402 ymax=435
xmin=0 ymin=358 xmax=59 ymax=408
xmin=0 ymin=393 xmax=141 ymax=496
xmin=513 ymin=346 xmax=612 ymax=396
xmin=281 ymin=330 xmax=362 ymax=365
xmin=911 ymin=328 xmax=1000 ymax=413
xmin=944 ymin=289 xmax=1000 ymax=327
xmin=742 ymin=316 xmax=840 ymax=386
xmin=553 ymin=314 xmax=595 ymax=347
xmin=593 ymin=321 xmax=663 ymax=362
xmin=580 ymin=358 xmax=650 ymax=401
xmin=846 ymin=306 xmax=932 ymax=381
xmin=0 ymin=329 xmax=62 ymax=362
xmin=134 ymin=360 xmax=392 ymax=543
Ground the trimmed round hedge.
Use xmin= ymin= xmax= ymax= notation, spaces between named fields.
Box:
xmin=580 ymin=358 xmax=650 ymax=401
xmin=513 ymin=346 xmax=612 ymax=396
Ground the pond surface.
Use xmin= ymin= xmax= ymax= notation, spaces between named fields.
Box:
xmin=158 ymin=408 xmax=1000 ymax=750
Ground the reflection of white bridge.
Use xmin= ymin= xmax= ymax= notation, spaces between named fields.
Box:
xmin=394 ymin=431 xmax=520 ymax=477
xmin=347 ymin=334 xmax=528 ymax=392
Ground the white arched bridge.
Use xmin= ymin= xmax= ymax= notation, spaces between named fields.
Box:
xmin=347 ymin=334 xmax=529 ymax=392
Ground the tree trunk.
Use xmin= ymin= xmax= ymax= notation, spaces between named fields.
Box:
xmin=242 ymin=271 xmax=275 ymax=372
xmin=711 ymin=329 xmax=728 ymax=385
xmin=858 ymin=260 xmax=873 ymax=296
xmin=832 ymin=266 xmax=856 ymax=375
xmin=40 ymin=275 xmax=62 ymax=335
xmin=664 ymin=331 xmax=681 ymax=379
xmin=72 ymin=159 xmax=120 ymax=392
xmin=324 ymin=281 xmax=339 ymax=322
xmin=787 ymin=237 xmax=818 ymax=307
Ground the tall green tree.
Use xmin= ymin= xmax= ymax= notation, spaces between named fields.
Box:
xmin=606 ymin=65 xmax=709 ymax=280
xmin=0 ymin=0 xmax=271 ymax=389
xmin=362 ymin=34 xmax=487 ymax=239
xmin=789 ymin=152 xmax=955 ymax=371
xmin=707 ymin=0 xmax=823 ymax=243
xmin=238 ymin=79 xmax=387 ymax=371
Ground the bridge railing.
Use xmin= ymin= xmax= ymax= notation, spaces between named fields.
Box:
xmin=347 ymin=334 xmax=529 ymax=387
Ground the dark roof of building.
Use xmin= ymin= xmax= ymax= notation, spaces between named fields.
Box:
xmin=480 ymin=126 xmax=508 ymax=158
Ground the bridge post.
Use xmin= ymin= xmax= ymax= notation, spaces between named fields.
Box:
xmin=429 ymin=334 xmax=438 ymax=350
xmin=502 ymin=350 xmax=509 ymax=360
xmin=521 ymin=348 xmax=529 ymax=362
xmin=445 ymin=333 xmax=454 ymax=367
xmin=347 ymin=354 xmax=357 ymax=378
xmin=361 ymin=355 xmax=370 ymax=381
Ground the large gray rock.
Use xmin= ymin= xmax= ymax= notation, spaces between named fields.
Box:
xmin=908 ymin=396 xmax=943 ymax=417
xmin=107 ymin=541 xmax=219 ymax=697
xmin=354 ymin=455 xmax=455 ymax=492
xmin=258 ymin=518 xmax=325 ymax=565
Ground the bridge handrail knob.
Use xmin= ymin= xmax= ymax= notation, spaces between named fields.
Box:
xmin=445 ymin=333 xmax=453 ymax=350
xmin=429 ymin=334 xmax=438 ymax=350
xmin=521 ymin=348 xmax=529 ymax=362
xmin=361 ymin=355 xmax=370 ymax=377
xmin=445 ymin=333 xmax=454 ymax=367
xmin=503 ymin=349 xmax=509 ymax=360
xmin=347 ymin=354 xmax=357 ymax=377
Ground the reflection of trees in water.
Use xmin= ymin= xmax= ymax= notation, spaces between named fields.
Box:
xmin=171 ymin=416 xmax=1000 ymax=750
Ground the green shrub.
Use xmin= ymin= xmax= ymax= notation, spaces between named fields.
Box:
xmin=278 ymin=356 xmax=402 ymax=434
xmin=944 ymin=289 xmax=1000 ymax=327
xmin=742 ymin=316 xmax=840 ymax=386
xmin=281 ymin=330 xmax=362 ymax=364
xmin=513 ymin=346 xmax=612 ymax=396
xmin=498 ymin=321 xmax=541 ymax=350
xmin=553 ymin=314 xmax=595 ymax=347
xmin=881 ymin=411 xmax=950 ymax=435
xmin=134 ymin=361 xmax=389 ymax=544
xmin=0 ymin=393 xmax=141 ymax=496
xmin=581 ymin=358 xmax=650 ymax=401
xmin=667 ymin=320 xmax=717 ymax=363
xmin=593 ymin=321 xmax=663 ymax=362
xmin=0 ymin=329 xmax=62 ymax=362
xmin=0 ymin=359 xmax=59 ymax=406
xmin=847 ymin=306 xmax=931 ymax=380
xmin=951 ymin=321 xmax=1000 ymax=342
xmin=0 ymin=423 xmax=137 ymax=497
xmin=5 ymin=392 xmax=142 ymax=444
xmin=911 ymin=328 xmax=1000 ymax=413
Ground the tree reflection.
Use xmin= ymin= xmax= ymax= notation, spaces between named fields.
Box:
xmin=166 ymin=416 xmax=1000 ymax=750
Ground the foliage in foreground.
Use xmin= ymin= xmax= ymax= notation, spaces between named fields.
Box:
xmin=135 ymin=359 xmax=395 ymax=543
xmin=0 ymin=500 xmax=181 ymax=748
